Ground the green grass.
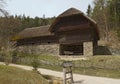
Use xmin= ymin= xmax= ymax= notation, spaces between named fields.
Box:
xmin=8 ymin=52 xmax=120 ymax=79
xmin=73 ymin=67 xmax=120 ymax=79
xmin=72 ymin=56 xmax=120 ymax=79
xmin=73 ymin=55 xmax=120 ymax=70
xmin=0 ymin=65 xmax=48 ymax=84
xmin=38 ymin=54 xmax=60 ymax=61
xmin=39 ymin=55 xmax=120 ymax=78
xmin=36 ymin=55 xmax=120 ymax=79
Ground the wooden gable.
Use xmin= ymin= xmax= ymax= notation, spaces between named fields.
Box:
xmin=49 ymin=8 xmax=99 ymax=44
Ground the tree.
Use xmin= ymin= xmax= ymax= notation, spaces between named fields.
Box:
xmin=0 ymin=0 xmax=11 ymax=65
xmin=0 ymin=0 xmax=8 ymax=16
xmin=92 ymin=0 xmax=109 ymax=41
xmin=87 ymin=4 xmax=92 ymax=17
xmin=34 ymin=16 xmax=40 ymax=27
xmin=108 ymin=0 xmax=120 ymax=28
xmin=0 ymin=16 xmax=22 ymax=65
xmin=91 ymin=0 xmax=120 ymax=44
xmin=40 ymin=14 xmax=49 ymax=26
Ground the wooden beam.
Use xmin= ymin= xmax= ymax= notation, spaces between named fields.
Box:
xmin=58 ymin=23 xmax=90 ymax=32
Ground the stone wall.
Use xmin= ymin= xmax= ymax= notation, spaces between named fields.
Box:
xmin=83 ymin=42 xmax=93 ymax=56
xmin=17 ymin=42 xmax=97 ymax=57
xmin=17 ymin=44 xmax=59 ymax=56
xmin=109 ymin=48 xmax=120 ymax=55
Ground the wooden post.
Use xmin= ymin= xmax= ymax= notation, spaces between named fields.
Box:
xmin=70 ymin=66 xmax=73 ymax=83
xmin=63 ymin=61 xmax=73 ymax=84
xmin=63 ymin=67 xmax=66 ymax=84
xmin=59 ymin=44 xmax=63 ymax=55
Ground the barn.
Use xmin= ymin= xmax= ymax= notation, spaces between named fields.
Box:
xmin=12 ymin=8 xmax=99 ymax=56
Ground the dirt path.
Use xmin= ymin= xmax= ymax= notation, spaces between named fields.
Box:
xmin=0 ymin=62 xmax=120 ymax=84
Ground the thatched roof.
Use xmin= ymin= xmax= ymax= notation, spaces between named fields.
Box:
xmin=12 ymin=8 xmax=99 ymax=41
xmin=12 ymin=25 xmax=53 ymax=41
xmin=58 ymin=8 xmax=83 ymax=18
xmin=49 ymin=8 xmax=97 ymax=32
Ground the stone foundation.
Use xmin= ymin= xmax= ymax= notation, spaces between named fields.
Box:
xmin=17 ymin=42 xmax=94 ymax=57
xmin=83 ymin=42 xmax=93 ymax=56
xmin=17 ymin=44 xmax=59 ymax=56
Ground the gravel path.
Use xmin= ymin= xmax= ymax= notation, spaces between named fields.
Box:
xmin=0 ymin=62 xmax=120 ymax=84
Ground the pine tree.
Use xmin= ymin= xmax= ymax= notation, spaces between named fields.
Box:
xmin=108 ymin=0 xmax=120 ymax=28
xmin=40 ymin=14 xmax=49 ymax=26
xmin=34 ymin=17 xmax=40 ymax=27
xmin=87 ymin=4 xmax=92 ymax=17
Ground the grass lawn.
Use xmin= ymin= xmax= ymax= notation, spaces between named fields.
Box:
xmin=38 ymin=55 xmax=120 ymax=79
xmin=72 ymin=56 xmax=120 ymax=79
xmin=4 ymin=52 xmax=120 ymax=79
xmin=73 ymin=67 xmax=120 ymax=79
xmin=0 ymin=65 xmax=48 ymax=84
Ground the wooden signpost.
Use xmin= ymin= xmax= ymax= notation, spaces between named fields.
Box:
xmin=63 ymin=61 xmax=73 ymax=84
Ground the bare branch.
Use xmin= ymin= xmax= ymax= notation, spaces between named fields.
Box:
xmin=0 ymin=0 xmax=8 ymax=16
xmin=0 ymin=8 xmax=8 ymax=16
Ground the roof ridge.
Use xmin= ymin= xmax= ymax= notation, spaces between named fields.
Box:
xmin=58 ymin=7 xmax=83 ymax=18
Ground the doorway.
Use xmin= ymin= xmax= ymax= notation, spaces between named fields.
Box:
xmin=59 ymin=44 xmax=83 ymax=55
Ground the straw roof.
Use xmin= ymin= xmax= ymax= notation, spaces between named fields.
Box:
xmin=49 ymin=8 xmax=97 ymax=32
xmin=12 ymin=25 xmax=53 ymax=41
xmin=12 ymin=8 xmax=99 ymax=41
xmin=58 ymin=8 xmax=83 ymax=18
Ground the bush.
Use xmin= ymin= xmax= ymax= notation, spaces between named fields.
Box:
xmin=32 ymin=56 xmax=39 ymax=71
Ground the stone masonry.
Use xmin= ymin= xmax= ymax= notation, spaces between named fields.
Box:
xmin=83 ymin=42 xmax=93 ymax=56
xmin=17 ymin=42 xmax=94 ymax=56
xmin=17 ymin=44 xmax=59 ymax=56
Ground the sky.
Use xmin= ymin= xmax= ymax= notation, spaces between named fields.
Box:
xmin=5 ymin=0 xmax=93 ymax=18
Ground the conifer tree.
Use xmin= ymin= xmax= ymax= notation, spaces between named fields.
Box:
xmin=87 ymin=4 xmax=92 ymax=17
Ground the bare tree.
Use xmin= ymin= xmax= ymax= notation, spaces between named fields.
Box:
xmin=0 ymin=0 xmax=11 ymax=65
xmin=0 ymin=0 xmax=8 ymax=16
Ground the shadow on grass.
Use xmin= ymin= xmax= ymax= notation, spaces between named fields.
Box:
xmin=94 ymin=46 xmax=112 ymax=55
